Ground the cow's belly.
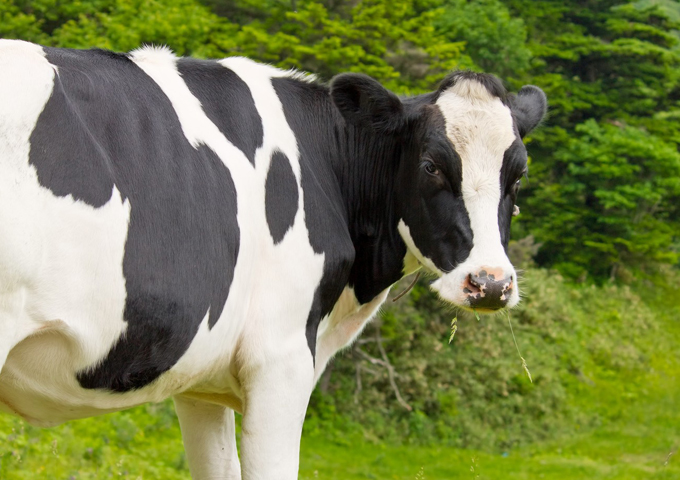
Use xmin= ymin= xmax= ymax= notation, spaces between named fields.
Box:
xmin=0 ymin=188 xmax=325 ymax=427
xmin=0 ymin=318 xmax=241 ymax=426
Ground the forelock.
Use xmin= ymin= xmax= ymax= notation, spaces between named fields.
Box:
xmin=434 ymin=72 xmax=516 ymax=178
xmin=437 ymin=71 xmax=507 ymax=104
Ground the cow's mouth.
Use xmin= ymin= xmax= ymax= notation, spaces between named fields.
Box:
xmin=429 ymin=268 xmax=519 ymax=311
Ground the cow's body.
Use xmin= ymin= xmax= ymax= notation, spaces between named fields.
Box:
xmin=0 ymin=40 xmax=546 ymax=479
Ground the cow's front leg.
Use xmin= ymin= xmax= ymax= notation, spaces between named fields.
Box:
xmin=173 ymin=395 xmax=241 ymax=480
xmin=239 ymin=341 xmax=314 ymax=480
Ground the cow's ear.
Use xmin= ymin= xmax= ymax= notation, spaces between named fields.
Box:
xmin=331 ymin=73 xmax=404 ymax=133
xmin=512 ymin=85 xmax=547 ymax=137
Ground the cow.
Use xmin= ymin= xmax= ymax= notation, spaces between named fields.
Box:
xmin=0 ymin=39 xmax=546 ymax=479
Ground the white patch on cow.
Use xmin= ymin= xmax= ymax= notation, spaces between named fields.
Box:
xmin=313 ymin=287 xmax=389 ymax=384
xmin=397 ymin=220 xmax=443 ymax=275
xmin=219 ymin=57 xmax=302 ymax=192
xmin=428 ymin=79 xmax=518 ymax=307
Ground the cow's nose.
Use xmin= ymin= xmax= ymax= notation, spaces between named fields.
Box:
xmin=463 ymin=269 xmax=514 ymax=311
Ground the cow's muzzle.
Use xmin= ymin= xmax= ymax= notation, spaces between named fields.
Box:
xmin=463 ymin=269 xmax=514 ymax=311
xmin=429 ymin=263 xmax=518 ymax=312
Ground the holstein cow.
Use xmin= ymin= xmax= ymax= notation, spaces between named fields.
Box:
xmin=0 ymin=39 xmax=546 ymax=479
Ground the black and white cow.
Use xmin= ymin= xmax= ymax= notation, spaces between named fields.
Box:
xmin=0 ymin=40 xmax=546 ymax=479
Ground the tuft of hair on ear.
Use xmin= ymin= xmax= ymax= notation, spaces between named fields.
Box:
xmin=330 ymin=73 xmax=404 ymax=133
xmin=511 ymin=85 xmax=548 ymax=137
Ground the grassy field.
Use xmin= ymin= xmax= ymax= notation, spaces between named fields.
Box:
xmin=1 ymin=391 xmax=678 ymax=480
xmin=299 ymin=374 xmax=680 ymax=479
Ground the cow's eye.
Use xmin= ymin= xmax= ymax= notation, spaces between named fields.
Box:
xmin=513 ymin=176 xmax=523 ymax=192
xmin=423 ymin=161 xmax=439 ymax=176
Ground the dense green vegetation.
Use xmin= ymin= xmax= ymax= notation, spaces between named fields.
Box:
xmin=2 ymin=0 xmax=678 ymax=280
xmin=1 ymin=0 xmax=679 ymax=478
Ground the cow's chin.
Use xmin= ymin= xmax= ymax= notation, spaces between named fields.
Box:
xmin=428 ymin=269 xmax=520 ymax=313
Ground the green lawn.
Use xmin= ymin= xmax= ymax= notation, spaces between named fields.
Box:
xmin=299 ymin=421 xmax=679 ymax=480
xmin=298 ymin=379 xmax=680 ymax=479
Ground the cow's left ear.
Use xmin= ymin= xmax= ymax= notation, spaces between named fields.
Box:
xmin=512 ymin=85 xmax=547 ymax=137
xmin=331 ymin=73 xmax=404 ymax=133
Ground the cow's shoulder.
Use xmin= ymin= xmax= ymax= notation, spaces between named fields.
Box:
xmin=266 ymin=76 xmax=358 ymax=353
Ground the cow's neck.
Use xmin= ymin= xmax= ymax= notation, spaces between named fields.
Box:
xmin=274 ymin=76 xmax=410 ymax=305
xmin=334 ymin=122 xmax=408 ymax=304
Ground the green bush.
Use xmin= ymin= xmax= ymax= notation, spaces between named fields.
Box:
xmin=306 ymin=267 xmax=679 ymax=451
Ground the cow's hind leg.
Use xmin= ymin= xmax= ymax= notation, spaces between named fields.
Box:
xmin=173 ymin=395 xmax=241 ymax=480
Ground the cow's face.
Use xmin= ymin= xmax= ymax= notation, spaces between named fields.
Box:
xmin=331 ymin=72 xmax=546 ymax=312
xmin=399 ymin=73 xmax=546 ymax=311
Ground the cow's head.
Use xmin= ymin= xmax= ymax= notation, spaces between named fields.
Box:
xmin=331 ymin=71 xmax=547 ymax=312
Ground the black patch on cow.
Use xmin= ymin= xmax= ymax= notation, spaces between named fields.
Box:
xmin=177 ymin=58 xmax=263 ymax=165
xmin=30 ymin=47 xmax=240 ymax=392
xmin=265 ymin=150 xmax=299 ymax=244
xmin=348 ymin=227 xmax=407 ymax=303
xmin=273 ymin=78 xmax=356 ymax=358
xmin=498 ymin=138 xmax=527 ymax=249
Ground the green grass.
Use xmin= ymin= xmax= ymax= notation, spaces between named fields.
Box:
xmin=1 ymin=369 xmax=677 ymax=480
xmin=2 ymin=408 xmax=676 ymax=479
xmin=300 ymin=433 xmax=679 ymax=480
xmin=297 ymin=367 xmax=680 ymax=479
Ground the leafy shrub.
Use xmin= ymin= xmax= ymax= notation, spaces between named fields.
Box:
xmin=306 ymin=267 xmax=671 ymax=451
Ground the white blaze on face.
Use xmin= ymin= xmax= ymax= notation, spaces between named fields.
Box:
xmin=430 ymin=79 xmax=520 ymax=308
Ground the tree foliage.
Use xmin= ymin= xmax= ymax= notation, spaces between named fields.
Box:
xmin=505 ymin=0 xmax=680 ymax=280
xmin=5 ymin=0 xmax=677 ymax=279
xmin=435 ymin=0 xmax=532 ymax=77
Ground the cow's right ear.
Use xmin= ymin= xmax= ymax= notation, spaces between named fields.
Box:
xmin=512 ymin=85 xmax=547 ymax=138
xmin=331 ymin=73 xmax=404 ymax=133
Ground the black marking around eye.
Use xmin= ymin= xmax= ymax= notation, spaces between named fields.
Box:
xmin=500 ymin=139 xmax=528 ymax=196
xmin=498 ymin=137 xmax=526 ymax=248
xmin=422 ymin=135 xmax=463 ymax=196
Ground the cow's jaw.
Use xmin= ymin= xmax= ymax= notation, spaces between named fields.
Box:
xmin=398 ymin=219 xmax=519 ymax=310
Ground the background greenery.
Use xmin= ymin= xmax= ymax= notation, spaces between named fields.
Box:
xmin=1 ymin=0 xmax=679 ymax=478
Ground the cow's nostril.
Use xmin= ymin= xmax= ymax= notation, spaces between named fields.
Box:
xmin=463 ymin=274 xmax=482 ymax=295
